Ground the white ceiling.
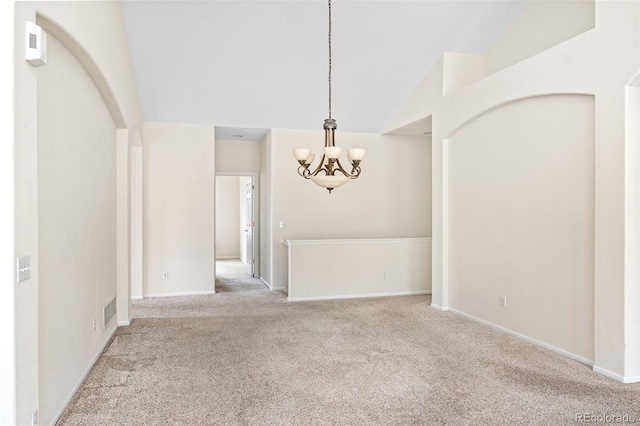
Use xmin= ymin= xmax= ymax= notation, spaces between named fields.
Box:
xmin=121 ymin=1 xmax=526 ymax=134
xmin=215 ymin=126 xmax=269 ymax=141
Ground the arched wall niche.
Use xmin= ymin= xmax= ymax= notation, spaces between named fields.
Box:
xmin=443 ymin=93 xmax=596 ymax=362
xmin=444 ymin=92 xmax=595 ymax=140
xmin=36 ymin=13 xmax=126 ymax=128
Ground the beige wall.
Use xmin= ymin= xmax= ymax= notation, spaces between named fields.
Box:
xmin=14 ymin=2 xmax=142 ymax=424
xmin=116 ymin=129 xmax=131 ymax=324
xmin=216 ymin=176 xmax=241 ymax=259
xmin=382 ymin=1 xmax=638 ymax=380
xmin=384 ymin=57 xmax=443 ymax=133
xmin=625 ymin=75 xmax=640 ymax=378
xmin=484 ymin=0 xmax=595 ymax=76
xmin=216 ymin=139 xmax=260 ymax=173
xmin=286 ymin=238 xmax=432 ymax=300
xmin=442 ymin=53 xmax=484 ymax=97
xmin=144 ymin=123 xmax=215 ymax=296
xmin=37 ymin=34 xmax=118 ymax=425
xmin=0 ymin=1 xmax=15 ymax=423
xmin=449 ymin=94 xmax=595 ymax=361
xmin=269 ymin=129 xmax=431 ymax=290
xmin=131 ymin=146 xmax=144 ymax=298
xmin=385 ymin=2 xmax=595 ymax=133
xmin=260 ymin=132 xmax=273 ymax=285
xmin=35 ymin=1 xmax=143 ymax=127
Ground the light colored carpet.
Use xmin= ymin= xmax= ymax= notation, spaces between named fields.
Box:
xmin=58 ymin=262 xmax=640 ymax=425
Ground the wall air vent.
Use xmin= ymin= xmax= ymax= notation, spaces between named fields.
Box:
xmin=103 ymin=295 xmax=116 ymax=330
xmin=25 ymin=21 xmax=47 ymax=67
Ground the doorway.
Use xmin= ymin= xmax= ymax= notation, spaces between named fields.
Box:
xmin=215 ymin=173 xmax=261 ymax=290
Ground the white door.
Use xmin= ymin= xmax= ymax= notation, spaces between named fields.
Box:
xmin=245 ymin=178 xmax=254 ymax=277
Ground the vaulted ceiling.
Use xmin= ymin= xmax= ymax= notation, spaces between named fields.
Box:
xmin=121 ymin=1 xmax=526 ymax=135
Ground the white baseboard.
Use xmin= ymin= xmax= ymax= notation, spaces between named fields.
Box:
xmin=118 ymin=321 xmax=130 ymax=326
xmin=593 ymin=365 xmax=640 ymax=383
xmin=445 ymin=307 xmax=594 ymax=366
xmin=430 ymin=303 xmax=448 ymax=311
xmin=288 ymin=290 xmax=430 ymax=302
xmin=131 ymin=295 xmax=143 ymax=300
xmin=143 ymin=290 xmax=216 ymax=298
xmin=259 ymin=277 xmax=271 ymax=289
xmin=51 ymin=323 xmax=117 ymax=426
xmin=216 ymin=256 xmax=240 ymax=260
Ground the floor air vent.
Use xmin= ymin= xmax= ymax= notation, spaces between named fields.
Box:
xmin=103 ymin=295 xmax=116 ymax=329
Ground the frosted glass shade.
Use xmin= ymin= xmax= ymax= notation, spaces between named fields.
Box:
xmin=310 ymin=175 xmax=350 ymax=190
xmin=347 ymin=148 xmax=366 ymax=162
xmin=293 ymin=149 xmax=311 ymax=161
xmin=306 ymin=153 xmax=316 ymax=165
xmin=324 ymin=146 xmax=342 ymax=159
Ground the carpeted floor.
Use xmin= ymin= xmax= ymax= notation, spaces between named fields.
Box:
xmin=58 ymin=261 xmax=640 ymax=425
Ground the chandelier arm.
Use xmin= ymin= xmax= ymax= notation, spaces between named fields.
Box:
xmin=333 ymin=158 xmax=361 ymax=178
xmin=297 ymin=164 xmax=312 ymax=178
xmin=308 ymin=155 xmax=328 ymax=176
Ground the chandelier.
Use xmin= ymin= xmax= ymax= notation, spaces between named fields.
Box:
xmin=293 ymin=0 xmax=365 ymax=193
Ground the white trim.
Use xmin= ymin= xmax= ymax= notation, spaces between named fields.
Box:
xmin=288 ymin=290 xmax=430 ymax=302
xmin=593 ymin=366 xmax=640 ymax=383
xmin=272 ymin=286 xmax=286 ymax=291
xmin=143 ymin=290 xmax=216 ymax=298
xmin=51 ymin=324 xmax=117 ymax=425
xmin=283 ymin=237 xmax=432 ymax=247
xmin=430 ymin=303 xmax=449 ymax=311
xmin=131 ymin=295 xmax=143 ymax=300
xmin=215 ymin=256 xmax=240 ymax=260
xmin=259 ymin=277 xmax=272 ymax=289
xmin=118 ymin=321 xmax=130 ymax=327
xmin=445 ymin=307 xmax=593 ymax=366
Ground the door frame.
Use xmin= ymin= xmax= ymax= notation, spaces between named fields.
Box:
xmin=214 ymin=172 xmax=260 ymax=286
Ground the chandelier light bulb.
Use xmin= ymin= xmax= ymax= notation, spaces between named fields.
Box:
xmin=324 ymin=146 xmax=342 ymax=159
xmin=347 ymin=148 xmax=366 ymax=162
xmin=306 ymin=153 xmax=316 ymax=165
xmin=293 ymin=149 xmax=311 ymax=162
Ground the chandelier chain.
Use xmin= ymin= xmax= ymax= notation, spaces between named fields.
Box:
xmin=328 ymin=0 xmax=332 ymax=119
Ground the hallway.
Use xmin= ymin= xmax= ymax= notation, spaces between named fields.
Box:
xmin=215 ymin=259 xmax=268 ymax=293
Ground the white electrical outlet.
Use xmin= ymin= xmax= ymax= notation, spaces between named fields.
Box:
xmin=500 ymin=296 xmax=507 ymax=308
xmin=31 ymin=409 xmax=38 ymax=426
xmin=92 ymin=318 xmax=96 ymax=331
xmin=162 ymin=271 xmax=169 ymax=279
xmin=382 ymin=272 xmax=387 ymax=279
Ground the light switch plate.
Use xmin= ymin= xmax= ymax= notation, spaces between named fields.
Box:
xmin=17 ymin=256 xmax=31 ymax=283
